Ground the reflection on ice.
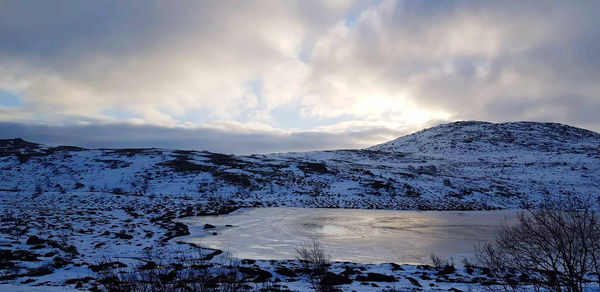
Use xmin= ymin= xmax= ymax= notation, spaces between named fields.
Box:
xmin=179 ymin=208 xmax=519 ymax=265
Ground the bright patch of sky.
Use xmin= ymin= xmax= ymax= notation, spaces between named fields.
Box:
xmin=0 ymin=90 xmax=24 ymax=108
xmin=101 ymin=109 xmax=142 ymax=122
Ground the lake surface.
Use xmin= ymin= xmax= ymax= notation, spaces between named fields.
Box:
xmin=179 ymin=208 xmax=520 ymax=265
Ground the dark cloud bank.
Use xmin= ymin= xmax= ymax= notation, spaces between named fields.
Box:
xmin=0 ymin=122 xmax=407 ymax=154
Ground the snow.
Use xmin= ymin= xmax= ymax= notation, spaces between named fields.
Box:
xmin=0 ymin=121 xmax=599 ymax=290
xmin=0 ymin=121 xmax=598 ymax=211
xmin=0 ymin=284 xmax=79 ymax=291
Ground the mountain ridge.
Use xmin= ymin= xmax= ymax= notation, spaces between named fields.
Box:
xmin=3 ymin=120 xmax=599 ymax=155
xmin=369 ymin=121 xmax=600 ymax=153
xmin=1 ymin=121 xmax=598 ymax=210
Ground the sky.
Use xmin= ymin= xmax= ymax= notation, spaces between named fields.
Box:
xmin=0 ymin=0 xmax=599 ymax=154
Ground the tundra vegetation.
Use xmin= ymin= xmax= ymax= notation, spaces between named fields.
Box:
xmin=296 ymin=240 xmax=332 ymax=292
xmin=476 ymin=199 xmax=600 ymax=292
xmin=1 ymin=122 xmax=600 ymax=290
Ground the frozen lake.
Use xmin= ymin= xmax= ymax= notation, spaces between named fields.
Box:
xmin=179 ymin=208 xmax=520 ymax=265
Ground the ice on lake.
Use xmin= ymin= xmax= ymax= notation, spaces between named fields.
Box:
xmin=179 ymin=208 xmax=519 ymax=265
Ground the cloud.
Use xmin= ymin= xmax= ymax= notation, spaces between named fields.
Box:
xmin=0 ymin=121 xmax=407 ymax=154
xmin=0 ymin=0 xmax=599 ymax=152
xmin=304 ymin=0 xmax=600 ymax=130
xmin=0 ymin=1 xmax=354 ymax=124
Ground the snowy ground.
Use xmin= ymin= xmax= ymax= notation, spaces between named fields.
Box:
xmin=1 ymin=121 xmax=599 ymax=290
xmin=1 ymin=122 xmax=599 ymax=213
xmin=0 ymin=190 xmax=511 ymax=291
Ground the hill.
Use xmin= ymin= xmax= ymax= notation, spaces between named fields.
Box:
xmin=1 ymin=121 xmax=599 ymax=290
xmin=1 ymin=121 xmax=598 ymax=210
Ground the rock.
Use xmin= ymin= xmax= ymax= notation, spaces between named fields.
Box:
xmin=204 ymin=277 xmax=219 ymax=288
xmin=322 ymin=272 xmax=353 ymax=286
xmin=200 ymin=249 xmax=222 ymax=261
xmin=88 ymin=261 xmax=127 ymax=273
xmin=0 ymin=249 xmax=40 ymax=262
xmin=341 ymin=266 xmax=360 ymax=276
xmin=52 ymin=256 xmax=71 ymax=269
xmin=0 ymin=261 xmax=15 ymax=269
xmin=164 ymin=222 xmax=190 ymax=241
xmin=356 ymin=272 xmax=396 ymax=282
xmin=438 ymin=264 xmax=456 ymax=275
xmin=26 ymin=235 xmax=45 ymax=245
xmin=115 ymin=231 xmax=133 ymax=239
xmin=157 ymin=270 xmax=177 ymax=283
xmin=239 ymin=266 xmax=272 ymax=283
xmin=274 ymin=266 xmax=297 ymax=277
xmin=63 ymin=245 xmax=79 ymax=255
xmin=138 ymin=261 xmax=157 ymax=270
xmin=407 ymin=277 xmax=422 ymax=287
xmin=64 ymin=277 xmax=94 ymax=285
xmin=26 ymin=267 xmax=53 ymax=277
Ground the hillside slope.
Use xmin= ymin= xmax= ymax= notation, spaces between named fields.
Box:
xmin=1 ymin=121 xmax=599 ymax=210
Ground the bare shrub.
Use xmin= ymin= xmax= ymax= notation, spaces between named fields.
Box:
xmin=430 ymin=254 xmax=455 ymax=274
xmin=430 ymin=254 xmax=443 ymax=268
xmin=94 ymin=247 xmax=247 ymax=292
xmin=475 ymin=201 xmax=600 ymax=292
xmin=296 ymin=240 xmax=332 ymax=292
xmin=34 ymin=181 xmax=43 ymax=196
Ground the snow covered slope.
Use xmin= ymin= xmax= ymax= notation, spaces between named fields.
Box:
xmin=1 ymin=121 xmax=599 ymax=210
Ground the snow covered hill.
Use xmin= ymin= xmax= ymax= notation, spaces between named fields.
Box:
xmin=1 ymin=121 xmax=599 ymax=210
xmin=1 ymin=121 xmax=599 ymax=290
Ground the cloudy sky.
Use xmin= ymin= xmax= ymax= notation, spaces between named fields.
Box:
xmin=0 ymin=0 xmax=599 ymax=153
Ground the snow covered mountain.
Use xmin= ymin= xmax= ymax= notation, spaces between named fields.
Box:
xmin=0 ymin=121 xmax=599 ymax=290
xmin=1 ymin=121 xmax=599 ymax=210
